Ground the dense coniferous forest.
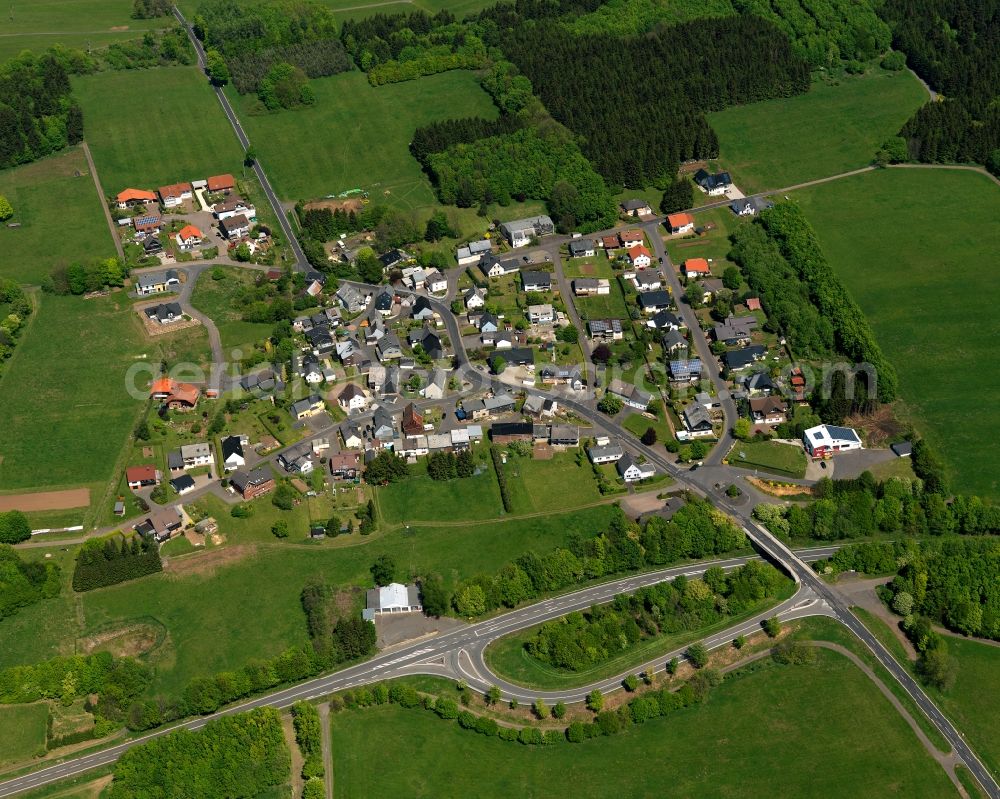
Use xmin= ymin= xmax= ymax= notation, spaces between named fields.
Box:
xmin=72 ymin=535 xmax=163 ymax=592
xmin=228 ymin=40 xmax=351 ymax=93
xmin=0 ymin=53 xmax=82 ymax=169
xmin=499 ymin=17 xmax=809 ymax=187
xmin=880 ymin=0 xmax=1000 ymax=170
xmin=411 ymin=115 xmax=525 ymax=168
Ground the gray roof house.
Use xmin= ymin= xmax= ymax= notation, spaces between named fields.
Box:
xmin=499 ymin=215 xmax=554 ymax=247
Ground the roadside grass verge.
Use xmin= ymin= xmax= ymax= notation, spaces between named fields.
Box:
xmin=0 ymin=704 xmax=48 ymax=767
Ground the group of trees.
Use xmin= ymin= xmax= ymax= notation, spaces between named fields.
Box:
xmin=0 ymin=281 xmax=32 ymax=375
xmin=451 ymin=500 xmax=748 ymax=617
xmin=363 ymin=450 xmax=410 ymax=485
xmin=194 ymin=0 xmax=348 ymax=96
xmin=0 ymin=544 xmax=60 ymax=620
xmin=107 ymin=708 xmax=290 ymax=799
xmin=131 ymin=0 xmax=171 ymax=18
xmin=43 ymin=258 xmax=129 ymax=296
xmin=426 ymin=126 xmax=617 ymax=232
xmin=99 ymin=29 xmax=195 ymax=71
xmin=427 ymin=449 xmax=476 ymax=480
xmin=72 ymin=535 xmax=163 ymax=592
xmin=0 ymin=650 xmax=149 ymax=710
xmin=291 ymin=701 xmax=325 ymax=784
xmin=0 ymin=52 xmax=83 ymax=169
xmin=499 ymin=16 xmax=809 ymax=187
xmin=300 ymin=577 xmax=379 ymax=669
xmin=257 ymin=61 xmax=315 ymax=110
xmin=410 ymin=114 xmax=524 ymax=171
xmin=524 ymin=560 xmax=784 ymax=672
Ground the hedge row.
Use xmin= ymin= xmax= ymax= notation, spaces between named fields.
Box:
xmin=490 ymin=445 xmax=513 ymax=512
xmin=291 ymin=701 xmax=324 ymax=781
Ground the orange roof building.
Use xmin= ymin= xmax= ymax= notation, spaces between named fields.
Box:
xmin=666 ymin=213 xmax=695 ymax=232
xmin=601 ymin=235 xmax=620 ymax=250
xmin=207 ymin=174 xmax=236 ymax=192
xmin=746 ymin=297 xmax=762 ymax=311
xmin=683 ymin=258 xmax=710 ymax=276
xmin=150 ymin=377 xmax=200 ymax=408
xmin=125 ymin=465 xmax=159 ymax=486
xmin=116 ymin=188 xmax=157 ymax=206
xmin=627 ymin=244 xmax=652 ymax=264
xmin=150 ymin=376 xmax=174 ymax=397
xmin=177 ymin=225 xmax=203 ymax=242
xmin=158 ymin=182 xmax=193 ymax=207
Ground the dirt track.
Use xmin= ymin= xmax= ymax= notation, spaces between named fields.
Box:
xmin=0 ymin=488 xmax=90 ymax=512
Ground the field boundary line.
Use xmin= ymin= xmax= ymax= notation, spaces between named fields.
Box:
xmin=79 ymin=142 xmax=124 ymax=260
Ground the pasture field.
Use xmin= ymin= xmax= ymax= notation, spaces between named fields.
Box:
xmin=501 ymin=452 xmax=603 ymax=514
xmin=708 ymin=69 xmax=928 ymax=194
xmin=0 ymin=704 xmax=49 ymax=767
xmin=0 ymin=0 xmax=163 ymax=62
xmin=0 ymin=148 xmax=116 ymax=285
xmin=792 ymin=168 xmax=1000 ymax=499
xmin=1 ymin=504 xmax=616 ymax=693
xmin=0 ymin=294 xmax=146 ymax=495
xmin=331 ymin=649 xmax=956 ymax=798
xmin=229 ymin=71 xmax=496 ymax=213
xmin=176 ymin=0 xmax=499 ymax=24
xmin=189 ymin=267 xmax=273 ymax=355
xmin=726 ymin=440 xmax=807 ymax=478
xmin=72 ymin=67 xmax=245 ymax=191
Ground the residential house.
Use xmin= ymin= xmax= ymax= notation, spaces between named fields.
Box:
xmin=422 ymin=368 xmax=448 ymax=400
xmin=300 ymin=356 xmax=324 ymax=385
xmin=648 ymin=309 xmax=684 ymax=330
xmin=366 ymin=317 xmax=387 ymax=345
xmin=638 ymin=290 xmax=673 ymax=314
xmin=503 ymin=347 xmax=534 ymax=367
xmin=207 ymin=174 xmax=235 ymax=194
xmin=370 ymin=407 xmax=397 ymax=441
xmin=306 ymin=326 xmax=335 ymax=356
xmin=340 ymin=422 xmax=364 ymax=449
xmin=143 ymin=237 xmax=163 ymax=256
xmin=126 ymin=465 xmax=160 ymax=490
xmin=158 ymin=182 xmax=192 ymax=208
xmin=170 ymin=474 xmax=196 ymax=495
xmin=699 ymin=278 xmax=724 ymax=303
xmin=683 ymin=404 xmax=715 ymax=437
xmin=568 ymin=239 xmax=596 ymax=258
xmin=478 ymin=312 xmax=499 ymax=333
xmin=573 ymin=278 xmax=610 ymax=296
xmin=695 ymin=391 xmax=721 ymax=410
xmin=588 ymin=438 xmax=625 ymax=464
xmin=363 ymin=583 xmax=422 ymax=620
xmin=135 ymin=269 xmax=180 ymax=296
xmin=713 ymin=315 xmax=758 ymax=347
xmin=661 ymin=329 xmax=688 ymax=354
xmin=329 ymin=451 xmax=360 ymax=481
xmin=278 ymin=443 xmax=313 ymax=473
xmin=619 ymin=230 xmax=644 ymax=248
xmin=213 ymin=196 xmax=256 ymax=221
xmin=617 ymin=453 xmax=655 ymax=482
xmin=144 ymin=302 xmax=183 ymax=325
xmin=134 ymin=215 xmax=163 ymax=235
xmin=151 ymin=377 xmax=200 ymax=411
xmin=338 ymin=383 xmax=369 ymax=412
xmin=116 ymin=188 xmax=157 ymax=208
xmin=175 ymin=225 xmax=203 ymax=251
xmin=337 ymin=284 xmax=366 ymax=313
xmin=634 ymin=270 xmax=662 ymax=292
xmin=230 ymin=466 xmax=276 ymax=499
xmin=601 ymin=234 xmax=621 ymax=250
xmin=694 ymin=169 xmax=732 ymax=196
xmin=219 ymin=214 xmax=251 ymax=241
xmin=456 ymin=239 xmax=492 ymax=265
xmin=522 ymin=394 xmax=545 ymax=417
xmin=491 ymin=421 xmax=533 ymax=443
xmin=722 ymin=345 xmax=767 ymax=372
xmin=527 ymin=304 xmax=554 ymax=324
xmin=499 ymin=215 xmax=554 ymax=248
xmin=450 ymin=427 xmax=471 ymax=449
xmin=521 ymin=271 xmax=551 ymax=292
xmin=803 ymin=425 xmax=862 ymax=457
xmin=666 ymin=213 xmax=695 ymax=234
xmin=464 ymin=286 xmax=487 ymax=309
xmin=394 ymin=434 xmax=429 ymax=459
xmin=730 ymin=196 xmax=774 ymax=216
xmin=607 ymin=379 xmax=652 ymax=410
xmin=627 ymin=245 xmax=652 ymax=269
xmin=135 ymin=506 xmax=182 ymax=543
xmin=538 ymin=365 xmax=584 ymax=390
xmin=290 ymin=394 xmax=325 ymax=420
xmin=384 ymin=366 xmax=401 ymax=395
xmin=411 ymin=296 xmax=435 ymax=322
xmin=181 ymin=442 xmax=212 ymax=468
xmin=749 ymin=396 xmax=788 ymax=425
xmin=368 ymin=364 xmax=386 ymax=392
xmin=484 ymin=393 xmax=517 ymax=415
xmin=620 ymin=199 xmax=653 ymax=217
xmin=377 ymin=333 xmax=403 ymax=361
xmin=424 ymin=270 xmax=447 ymax=294
xmin=683 ymin=258 xmax=711 ymax=279
xmin=374 ymin=288 xmax=394 ymax=316
xmin=588 ymin=318 xmax=623 ymax=341
xmin=401 ymin=403 xmax=424 ymax=436
xmin=379 ymin=249 xmax=409 ymax=271
xmin=409 ymin=327 xmax=443 ymax=359
xmin=220 ymin=435 xmax=246 ymax=470
xmin=744 ymin=371 xmax=775 ymax=396
xmin=479 ymin=254 xmax=521 ymax=279
xmin=669 ymin=359 xmax=703 ymax=382
xmin=311 ymin=436 xmax=330 ymax=456
xmin=549 ymin=425 xmax=579 ymax=446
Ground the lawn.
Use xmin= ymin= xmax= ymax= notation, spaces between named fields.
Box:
xmin=0 ymin=148 xmax=117 ymax=285
xmin=708 ymin=69 xmax=928 ymax=194
xmin=189 ymin=267 xmax=274 ymax=354
xmin=792 ymin=168 xmax=1000 ymax=499
xmin=573 ymin=279 xmax=629 ymax=321
xmin=726 ymin=440 xmax=807 ymax=478
xmin=72 ymin=67 xmax=245 ymax=191
xmin=484 ymin=580 xmax=793 ymax=689
xmin=1 ymin=504 xmax=617 ymax=694
xmin=0 ymin=294 xmax=147 ymax=495
xmin=230 ymin=70 xmax=496 ymax=213
xmin=331 ymin=648 xmax=956 ymax=798
xmin=0 ymin=0 xmax=162 ymax=62
xmin=623 ymin=410 xmax=673 ymax=443
xmin=562 ymin=252 xmax=615 ymax=279
xmin=0 ymin=703 xmax=49 ymax=767
xmin=377 ymin=448 xmax=504 ymax=524
xmin=501 ymin=451 xmax=603 ymax=514
xmin=664 ymin=205 xmax=743 ymax=272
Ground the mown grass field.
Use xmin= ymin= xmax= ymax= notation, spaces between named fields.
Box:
xmin=230 ymin=71 xmax=496 ymax=211
xmin=708 ymin=69 xmax=928 ymax=194
xmin=0 ymin=0 xmax=163 ymax=62
xmin=72 ymin=67 xmax=245 ymax=191
xmin=726 ymin=440 xmax=807 ymax=478
xmin=189 ymin=267 xmax=273 ymax=355
xmin=0 ymin=703 xmax=49 ymax=767
xmin=2 ymin=505 xmax=617 ymax=694
xmin=332 ymin=649 xmax=957 ymax=798
xmin=792 ymin=168 xmax=1000 ymax=499
xmin=502 ymin=452 xmax=604 ymax=514
xmin=0 ymin=294 xmax=146 ymax=494
xmin=0 ymin=148 xmax=116 ymax=285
